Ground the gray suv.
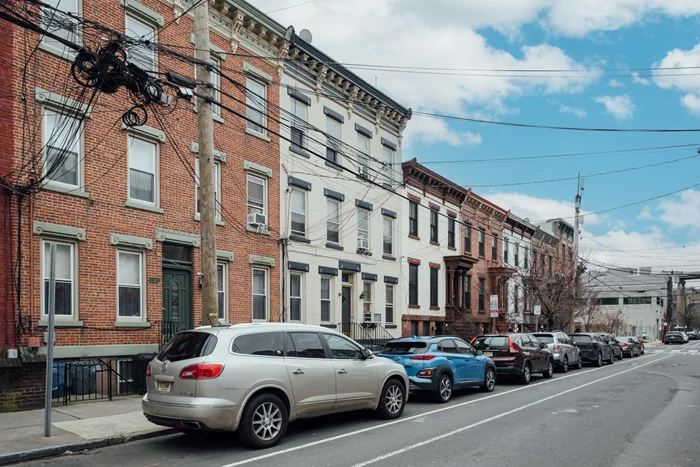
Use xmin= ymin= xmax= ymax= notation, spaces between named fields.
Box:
xmin=533 ymin=332 xmax=581 ymax=372
xmin=142 ymin=323 xmax=408 ymax=448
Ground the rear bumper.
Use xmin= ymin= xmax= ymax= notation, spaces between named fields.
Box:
xmin=579 ymin=351 xmax=600 ymax=362
xmin=142 ymin=394 xmax=238 ymax=431
xmin=494 ymin=364 xmax=524 ymax=377
xmin=408 ymin=376 xmax=437 ymax=393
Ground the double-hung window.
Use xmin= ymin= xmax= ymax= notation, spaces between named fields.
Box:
xmin=515 ymin=243 xmax=520 ymax=267
xmin=430 ymin=268 xmax=439 ymax=307
xmin=504 ymin=239 xmax=509 ymax=264
xmin=492 ymin=234 xmax=497 ymax=261
xmin=43 ymin=110 xmax=82 ymax=188
xmin=430 ymin=209 xmax=438 ymax=242
xmin=385 ymin=284 xmax=395 ymax=323
xmin=217 ymin=263 xmax=227 ymax=321
xmin=524 ymin=248 xmax=529 ymax=270
xmin=290 ymin=97 xmax=307 ymax=149
xmin=326 ymin=118 xmax=341 ymax=165
xmin=327 ymin=199 xmax=340 ymax=244
xmin=320 ymin=277 xmax=332 ymax=323
xmin=465 ymin=223 xmax=472 ymax=253
xmin=246 ymin=77 xmax=267 ymax=135
xmin=290 ymin=273 xmax=303 ymax=321
xmin=478 ymin=278 xmax=485 ymax=311
xmin=195 ymin=58 xmax=221 ymax=117
xmin=409 ymin=201 xmax=419 ymax=236
xmin=290 ymin=188 xmax=306 ymax=237
xmin=357 ymin=133 xmax=370 ymax=177
xmin=42 ymin=0 xmax=81 ymax=57
xmin=195 ymin=158 xmax=221 ymax=220
xmin=383 ymin=217 xmax=393 ymax=255
xmin=478 ymin=229 xmax=485 ymax=257
xmin=128 ymin=137 xmax=158 ymax=206
xmin=464 ymin=275 xmax=471 ymax=310
xmin=117 ymin=250 xmax=143 ymax=319
xmin=448 ymin=217 xmax=455 ymax=248
xmin=42 ymin=240 xmax=75 ymax=318
xmin=362 ymin=282 xmax=374 ymax=321
xmin=409 ymin=264 xmax=419 ymax=306
xmin=247 ymin=174 xmax=266 ymax=222
xmin=515 ymin=285 xmax=520 ymax=314
xmin=357 ymin=209 xmax=370 ymax=250
xmin=382 ymin=146 xmax=394 ymax=187
xmin=252 ymin=268 xmax=268 ymax=320
xmin=125 ymin=15 xmax=156 ymax=72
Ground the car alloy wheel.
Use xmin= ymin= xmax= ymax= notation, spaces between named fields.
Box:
xmin=596 ymin=353 xmax=603 ymax=367
xmin=521 ymin=363 xmax=532 ymax=384
xmin=543 ymin=360 xmax=554 ymax=379
xmin=562 ymin=356 xmax=569 ymax=373
xmin=437 ymin=375 xmax=452 ymax=402
xmin=238 ymin=392 xmax=288 ymax=449
xmin=385 ymin=383 xmax=404 ymax=415
xmin=376 ymin=380 xmax=406 ymax=419
xmin=252 ymin=402 xmax=283 ymax=442
xmin=483 ymin=368 xmax=496 ymax=392
xmin=576 ymin=356 xmax=582 ymax=370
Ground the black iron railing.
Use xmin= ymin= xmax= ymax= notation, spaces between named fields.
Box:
xmin=339 ymin=322 xmax=395 ymax=351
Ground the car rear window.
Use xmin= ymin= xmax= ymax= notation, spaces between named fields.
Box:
xmin=472 ymin=336 xmax=509 ymax=350
xmin=382 ymin=342 xmax=428 ymax=354
xmin=157 ymin=332 xmax=217 ymax=362
xmin=570 ymin=335 xmax=592 ymax=343
xmin=533 ymin=334 xmax=554 ymax=344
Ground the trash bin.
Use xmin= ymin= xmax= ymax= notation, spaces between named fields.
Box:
xmin=52 ymin=362 xmax=66 ymax=398
xmin=69 ymin=362 xmax=97 ymax=395
xmin=132 ymin=354 xmax=155 ymax=394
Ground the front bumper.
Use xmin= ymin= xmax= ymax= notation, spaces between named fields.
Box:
xmin=142 ymin=394 xmax=238 ymax=431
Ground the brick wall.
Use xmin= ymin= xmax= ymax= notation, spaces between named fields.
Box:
xmin=0 ymin=362 xmax=45 ymax=412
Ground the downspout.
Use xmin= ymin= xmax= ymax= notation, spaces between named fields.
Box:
xmin=29 ymin=191 xmax=33 ymax=327
xmin=280 ymin=238 xmax=287 ymax=322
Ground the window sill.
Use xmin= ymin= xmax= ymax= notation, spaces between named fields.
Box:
xmin=385 ymin=324 xmax=398 ymax=329
xmin=430 ymin=240 xmax=440 ymax=246
xmin=193 ymin=214 xmax=225 ymax=226
xmin=245 ymin=127 xmax=271 ymax=142
xmin=448 ymin=246 xmax=457 ymax=251
xmin=382 ymin=254 xmax=396 ymax=261
xmin=356 ymin=249 xmax=373 ymax=256
xmin=408 ymin=304 xmax=420 ymax=310
xmin=430 ymin=306 xmax=440 ymax=311
xmin=320 ymin=323 xmax=337 ymax=328
xmin=114 ymin=321 xmax=151 ymax=328
xmin=125 ymin=200 xmax=164 ymax=214
xmin=326 ymin=242 xmax=344 ymax=251
xmin=289 ymin=234 xmax=311 ymax=244
xmin=38 ymin=42 xmax=77 ymax=61
xmin=289 ymin=145 xmax=310 ymax=158
xmin=408 ymin=234 xmax=420 ymax=241
xmin=325 ymin=160 xmax=344 ymax=171
xmin=246 ymin=224 xmax=272 ymax=236
xmin=38 ymin=320 xmax=83 ymax=327
xmin=42 ymin=181 xmax=90 ymax=199
xmin=193 ymin=107 xmax=225 ymax=124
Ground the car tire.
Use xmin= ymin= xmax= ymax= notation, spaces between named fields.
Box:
xmin=434 ymin=373 xmax=453 ymax=403
xmin=595 ymin=352 xmax=603 ymax=367
xmin=238 ymin=392 xmax=288 ymax=449
xmin=520 ymin=362 xmax=532 ymax=385
xmin=608 ymin=352 xmax=615 ymax=365
xmin=481 ymin=367 xmax=496 ymax=392
xmin=560 ymin=356 xmax=569 ymax=373
xmin=576 ymin=356 xmax=583 ymax=370
xmin=543 ymin=359 xmax=554 ymax=379
xmin=617 ymin=351 xmax=623 ymax=360
xmin=377 ymin=379 xmax=406 ymax=419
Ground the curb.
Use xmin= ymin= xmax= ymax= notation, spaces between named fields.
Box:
xmin=0 ymin=428 xmax=177 ymax=466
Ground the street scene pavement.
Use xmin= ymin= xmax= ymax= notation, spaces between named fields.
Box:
xmin=18 ymin=342 xmax=700 ymax=467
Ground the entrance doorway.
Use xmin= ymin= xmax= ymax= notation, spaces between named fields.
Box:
xmin=161 ymin=244 xmax=193 ymax=345
xmin=341 ymin=272 xmax=353 ymax=334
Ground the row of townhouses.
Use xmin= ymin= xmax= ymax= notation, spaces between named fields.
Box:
xmin=0 ymin=0 xmax=573 ymax=410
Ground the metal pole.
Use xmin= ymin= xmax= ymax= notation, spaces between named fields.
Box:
xmin=194 ymin=0 xmax=219 ymax=327
xmin=570 ymin=173 xmax=582 ymax=333
xmin=43 ymin=242 xmax=56 ymax=438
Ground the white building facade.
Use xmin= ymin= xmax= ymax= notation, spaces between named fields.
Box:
xmin=277 ymin=33 xmax=411 ymax=344
xmin=503 ymin=214 xmax=535 ymax=329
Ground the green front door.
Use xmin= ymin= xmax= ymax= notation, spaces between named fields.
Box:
xmin=162 ymin=268 xmax=193 ymax=343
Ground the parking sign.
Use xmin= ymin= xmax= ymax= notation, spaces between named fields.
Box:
xmin=533 ymin=305 xmax=541 ymax=316
xmin=490 ymin=295 xmax=499 ymax=318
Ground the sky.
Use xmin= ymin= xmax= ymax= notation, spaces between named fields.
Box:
xmin=251 ymin=0 xmax=700 ymax=272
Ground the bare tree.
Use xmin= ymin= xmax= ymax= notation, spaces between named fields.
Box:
xmin=598 ymin=309 xmax=626 ymax=334
xmin=676 ymin=300 xmax=700 ymax=329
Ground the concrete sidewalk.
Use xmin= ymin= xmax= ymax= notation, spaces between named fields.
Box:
xmin=0 ymin=397 xmax=174 ymax=465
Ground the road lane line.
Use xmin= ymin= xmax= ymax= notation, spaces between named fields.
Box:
xmin=349 ymin=354 xmax=673 ymax=467
xmin=219 ymin=353 xmax=664 ymax=467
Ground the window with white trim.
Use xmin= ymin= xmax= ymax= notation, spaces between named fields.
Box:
xmin=117 ymin=250 xmax=143 ymax=319
xmin=326 ymin=118 xmax=341 ymax=165
xmin=321 ymin=276 xmax=332 ymax=323
xmin=246 ymin=174 xmax=266 ymax=223
xmin=128 ymin=136 xmax=158 ymax=205
xmin=195 ymin=158 xmax=221 ymax=220
xmin=42 ymin=239 xmax=75 ymax=318
xmin=43 ymin=110 xmax=82 ymax=188
xmin=385 ymin=284 xmax=394 ymax=323
xmin=327 ymin=199 xmax=340 ymax=244
xmin=217 ymin=263 xmax=227 ymax=322
xmin=42 ymin=0 xmax=80 ymax=56
xmin=383 ymin=216 xmax=393 ymax=255
xmin=195 ymin=57 xmax=220 ymax=117
xmin=290 ymin=97 xmax=307 ymax=148
xmin=290 ymin=273 xmax=303 ymax=321
xmin=382 ymin=146 xmax=394 ymax=186
xmin=246 ymin=77 xmax=266 ymax=135
xmin=357 ymin=133 xmax=369 ymax=177
xmin=125 ymin=14 xmax=156 ymax=72
xmin=290 ymin=188 xmax=306 ymax=237
xmin=252 ymin=268 xmax=268 ymax=320
xmin=357 ymin=209 xmax=369 ymax=250
xmin=362 ymin=282 xmax=373 ymax=318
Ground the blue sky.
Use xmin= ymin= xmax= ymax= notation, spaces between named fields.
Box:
xmin=254 ymin=0 xmax=700 ymax=270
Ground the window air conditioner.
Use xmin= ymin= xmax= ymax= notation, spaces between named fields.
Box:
xmin=247 ymin=212 xmax=266 ymax=226
xmin=358 ymin=238 xmax=369 ymax=250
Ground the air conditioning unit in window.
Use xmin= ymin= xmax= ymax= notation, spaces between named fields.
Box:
xmin=358 ymin=238 xmax=369 ymax=250
xmin=247 ymin=212 xmax=266 ymax=226
xmin=363 ymin=313 xmax=382 ymax=324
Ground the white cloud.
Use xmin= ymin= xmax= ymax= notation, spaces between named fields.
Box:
xmin=594 ymin=94 xmax=636 ymax=120
xmin=403 ymin=117 xmax=482 ymax=147
xmin=632 ymin=72 xmax=651 ymax=85
xmin=640 ymin=189 xmax=700 ymax=228
xmin=681 ymin=93 xmax=700 ymax=115
xmin=559 ymin=104 xmax=587 ymax=117
xmin=652 ymin=43 xmax=700 ymax=101
xmin=486 ymin=191 xmax=601 ymax=226
xmin=608 ymin=79 xmax=625 ymax=88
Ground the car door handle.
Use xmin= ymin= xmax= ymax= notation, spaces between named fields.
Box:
xmin=337 ymin=369 xmax=347 ymax=375
xmin=292 ymin=369 xmax=304 ymax=375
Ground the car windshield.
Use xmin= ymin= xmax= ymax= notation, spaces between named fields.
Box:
xmin=157 ymin=332 xmax=217 ymax=362
xmin=533 ymin=334 xmax=554 ymax=344
xmin=472 ymin=336 xmax=509 ymax=350
xmin=570 ymin=335 xmax=592 ymax=343
xmin=381 ymin=342 xmax=428 ymax=355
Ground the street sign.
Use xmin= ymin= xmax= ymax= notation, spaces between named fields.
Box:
xmin=490 ymin=295 xmax=499 ymax=318
xmin=533 ymin=305 xmax=541 ymax=316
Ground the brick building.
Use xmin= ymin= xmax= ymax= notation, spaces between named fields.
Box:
xmin=0 ymin=0 xmax=288 ymax=372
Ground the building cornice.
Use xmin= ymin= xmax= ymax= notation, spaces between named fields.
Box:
xmin=402 ymin=159 xmax=467 ymax=206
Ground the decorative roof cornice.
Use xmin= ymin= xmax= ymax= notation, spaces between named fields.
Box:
xmin=402 ymin=159 xmax=467 ymax=206
xmin=464 ymin=189 xmax=509 ymax=223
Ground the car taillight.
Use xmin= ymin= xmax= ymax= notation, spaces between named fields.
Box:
xmin=590 ymin=342 xmax=598 ymax=348
xmin=410 ymin=354 xmax=435 ymax=361
xmin=622 ymin=343 xmax=629 ymax=347
xmin=554 ymin=344 xmax=561 ymax=350
xmin=509 ymin=336 xmax=521 ymax=354
xmin=179 ymin=363 xmax=224 ymax=379
xmin=146 ymin=363 xmax=151 ymax=377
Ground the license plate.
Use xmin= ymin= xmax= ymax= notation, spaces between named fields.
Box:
xmin=484 ymin=351 xmax=493 ymax=357
xmin=157 ymin=381 xmax=171 ymax=392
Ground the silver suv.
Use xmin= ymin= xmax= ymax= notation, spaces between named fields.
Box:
xmin=532 ymin=332 xmax=581 ymax=372
xmin=142 ymin=323 xmax=408 ymax=448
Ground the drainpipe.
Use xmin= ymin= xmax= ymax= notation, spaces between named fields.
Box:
xmin=280 ymin=238 xmax=287 ymax=323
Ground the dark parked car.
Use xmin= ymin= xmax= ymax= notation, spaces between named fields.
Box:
xmin=617 ymin=336 xmax=643 ymax=357
xmin=471 ymin=334 xmax=553 ymax=385
xmin=569 ymin=333 xmax=614 ymax=366
xmin=664 ymin=331 xmax=685 ymax=345
xmin=687 ymin=331 xmax=699 ymax=340
xmin=600 ymin=334 xmax=623 ymax=360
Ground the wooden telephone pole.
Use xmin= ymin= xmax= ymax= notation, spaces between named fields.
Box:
xmin=194 ymin=1 xmax=218 ymax=326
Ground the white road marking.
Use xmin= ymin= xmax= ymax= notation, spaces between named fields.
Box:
xmin=219 ymin=353 xmax=664 ymax=467
xmin=349 ymin=355 xmax=672 ymax=467
xmin=671 ymin=350 xmax=682 ymax=354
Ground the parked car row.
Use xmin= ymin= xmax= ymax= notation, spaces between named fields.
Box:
xmin=664 ymin=331 xmax=689 ymax=344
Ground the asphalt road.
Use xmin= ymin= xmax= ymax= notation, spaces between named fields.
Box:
xmin=24 ymin=343 xmax=700 ymax=467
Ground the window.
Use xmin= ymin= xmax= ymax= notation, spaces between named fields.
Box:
xmin=411 ymin=321 xmax=419 ymax=336
xmin=514 ymin=285 xmax=520 ymax=314
xmin=42 ymin=240 xmax=75 ymax=317
xmin=252 ymin=268 xmax=268 ymax=320
xmin=247 ymin=174 xmax=266 ymax=219
xmin=326 ymin=118 xmax=341 ymax=165
xmin=465 ymin=223 xmax=472 ymax=253
xmin=423 ymin=321 xmax=431 ymax=337
xmin=448 ymin=217 xmax=455 ymax=248
xmin=569 ymin=246 xmax=573 ymax=262
xmin=409 ymin=264 xmax=419 ymax=306
xmin=430 ymin=209 xmax=438 ymax=242
xmin=548 ymin=255 xmax=552 ymax=274
xmin=320 ymin=277 xmax=332 ymax=322
xmin=158 ymin=332 xmax=216 ymax=361
xmin=492 ymin=234 xmax=497 ymax=261
xmin=464 ymin=275 xmax=471 ymax=310
xmin=478 ymin=229 xmax=485 ymax=257
xmin=195 ymin=57 xmax=220 ymax=117
xmin=43 ymin=110 xmax=82 ymax=188
xmin=290 ymin=97 xmax=307 ymax=148
xmin=623 ymin=297 xmax=652 ymax=305
xmin=524 ymin=248 xmax=529 ymax=270
xmin=289 ymin=273 xmax=302 ymax=321
xmin=382 ymin=146 xmax=394 ymax=186
xmin=42 ymin=0 xmax=80 ymax=56
xmin=117 ymin=250 xmax=143 ymax=319
xmin=383 ymin=217 xmax=393 ymax=255
xmin=232 ymin=332 xmax=284 ymax=356
xmin=439 ymin=339 xmax=457 ymax=353
xmin=217 ymin=263 xmax=227 ymax=321
xmin=455 ymin=340 xmax=475 ymax=355
xmin=195 ymin=159 xmax=221 ymax=220
xmin=504 ymin=239 xmax=509 ymax=264
xmin=128 ymin=136 xmax=157 ymax=205
xmin=327 ymin=200 xmax=340 ymax=244
xmin=287 ymin=333 xmax=326 ymax=358
xmin=478 ymin=278 xmax=485 ymax=311
xmin=523 ymin=288 xmax=528 ymax=313
xmin=532 ymin=249 xmax=537 ymax=273
xmin=357 ymin=133 xmax=369 ymax=177
xmin=430 ymin=268 xmax=439 ymax=307
xmin=324 ymin=334 xmax=362 ymax=359
xmin=541 ymin=253 xmax=545 ymax=272
xmin=246 ymin=77 xmax=266 ymax=135
xmin=125 ymin=15 xmax=156 ymax=72
xmin=290 ymin=188 xmax=306 ymax=237
xmin=362 ymin=282 xmax=373 ymax=317
xmin=357 ymin=209 xmax=369 ymax=250
xmin=409 ymin=201 xmax=419 ymax=236
xmin=385 ymin=284 xmax=394 ymax=323
xmin=514 ymin=243 xmax=520 ymax=267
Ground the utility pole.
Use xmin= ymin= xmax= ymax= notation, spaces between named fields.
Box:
xmin=43 ymin=243 xmax=56 ymax=437
xmin=194 ymin=1 xmax=218 ymax=327
xmin=570 ymin=173 xmax=583 ymax=333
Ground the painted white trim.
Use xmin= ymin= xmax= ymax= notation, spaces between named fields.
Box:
xmin=116 ymin=249 xmax=146 ymax=322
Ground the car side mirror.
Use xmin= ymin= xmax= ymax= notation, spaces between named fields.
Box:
xmin=539 ymin=342 xmax=548 ymax=349
xmin=476 ymin=350 xmax=483 ymax=356
xmin=361 ymin=348 xmax=372 ymax=360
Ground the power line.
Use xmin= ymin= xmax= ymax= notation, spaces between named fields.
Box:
xmin=266 ymin=0 xmax=324 ymax=14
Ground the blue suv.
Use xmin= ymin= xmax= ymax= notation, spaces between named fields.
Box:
xmin=379 ymin=336 xmax=497 ymax=403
